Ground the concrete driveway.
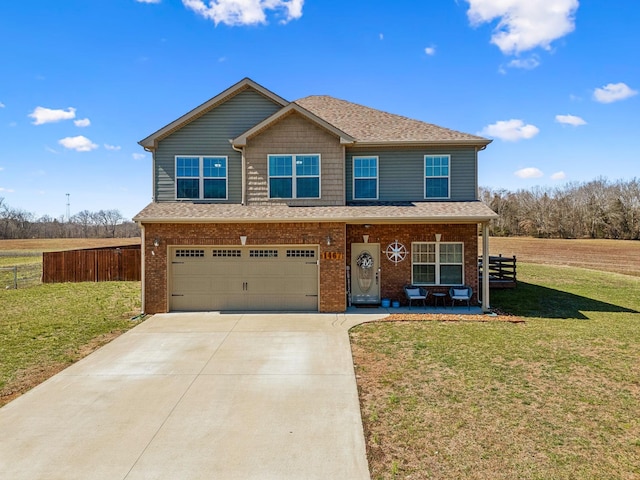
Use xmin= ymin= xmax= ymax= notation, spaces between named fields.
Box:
xmin=0 ymin=311 xmax=386 ymax=480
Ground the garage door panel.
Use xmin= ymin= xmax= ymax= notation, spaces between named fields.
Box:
xmin=173 ymin=276 xmax=213 ymax=293
xmin=170 ymin=246 xmax=318 ymax=312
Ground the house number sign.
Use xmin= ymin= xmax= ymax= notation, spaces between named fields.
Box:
xmin=321 ymin=252 xmax=344 ymax=260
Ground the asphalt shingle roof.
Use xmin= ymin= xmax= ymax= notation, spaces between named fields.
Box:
xmin=294 ymin=96 xmax=490 ymax=145
xmin=134 ymin=201 xmax=497 ymax=223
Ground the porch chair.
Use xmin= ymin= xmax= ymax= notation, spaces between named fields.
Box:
xmin=449 ymin=285 xmax=472 ymax=310
xmin=404 ymin=285 xmax=428 ymax=308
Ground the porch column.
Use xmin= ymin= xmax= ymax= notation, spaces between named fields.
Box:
xmin=482 ymin=222 xmax=490 ymax=312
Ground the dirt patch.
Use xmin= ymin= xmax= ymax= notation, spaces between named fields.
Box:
xmin=0 ymin=238 xmax=140 ymax=252
xmin=486 ymin=237 xmax=640 ymax=277
xmin=382 ymin=312 xmax=525 ymax=323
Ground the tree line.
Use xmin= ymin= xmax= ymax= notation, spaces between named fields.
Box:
xmin=0 ymin=198 xmax=140 ymax=239
xmin=480 ymin=178 xmax=640 ymax=239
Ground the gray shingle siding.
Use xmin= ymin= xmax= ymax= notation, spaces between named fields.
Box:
xmin=154 ymin=90 xmax=282 ymax=203
xmin=346 ymin=146 xmax=478 ymax=202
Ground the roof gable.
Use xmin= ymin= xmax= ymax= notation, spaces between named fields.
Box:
xmin=233 ymin=103 xmax=355 ymax=147
xmin=295 ymin=95 xmax=491 ymax=146
xmin=139 ymin=78 xmax=289 ymax=149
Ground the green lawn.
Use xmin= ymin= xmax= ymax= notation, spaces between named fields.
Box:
xmin=0 ymin=282 xmax=142 ymax=405
xmin=351 ymin=263 xmax=640 ymax=479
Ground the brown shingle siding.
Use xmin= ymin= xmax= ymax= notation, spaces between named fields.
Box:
xmin=244 ymin=112 xmax=344 ymax=206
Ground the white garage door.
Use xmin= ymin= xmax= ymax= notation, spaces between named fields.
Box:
xmin=169 ymin=246 xmax=319 ymax=311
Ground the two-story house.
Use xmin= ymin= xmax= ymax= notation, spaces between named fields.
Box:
xmin=134 ymin=78 xmax=497 ymax=314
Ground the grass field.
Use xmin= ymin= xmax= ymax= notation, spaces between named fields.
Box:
xmin=0 ymin=239 xmax=143 ymax=407
xmin=352 ymin=241 xmax=640 ymax=479
xmin=0 ymin=281 xmax=142 ymax=406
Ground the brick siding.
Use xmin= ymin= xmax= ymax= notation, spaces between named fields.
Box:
xmin=143 ymin=221 xmax=478 ymax=313
xmin=346 ymin=224 xmax=478 ymax=306
xmin=142 ymin=222 xmax=346 ymax=314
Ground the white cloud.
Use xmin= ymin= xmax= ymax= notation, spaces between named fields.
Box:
xmin=74 ymin=118 xmax=91 ymax=127
xmin=0 ymin=187 xmax=15 ymax=193
xmin=58 ymin=136 xmax=98 ymax=152
xmin=45 ymin=146 xmax=59 ymax=154
xmin=466 ymin=0 xmax=579 ymax=55
xmin=551 ymin=171 xmax=566 ymax=180
xmin=132 ymin=153 xmax=147 ymax=160
xmin=136 ymin=0 xmax=161 ymax=3
xmin=182 ymin=0 xmax=304 ymax=26
xmin=506 ymin=56 xmax=540 ymax=70
xmin=593 ymin=82 xmax=638 ymax=104
xmin=555 ymin=114 xmax=586 ymax=126
xmin=480 ymin=119 xmax=539 ymax=141
xmin=29 ymin=106 xmax=76 ymax=125
xmin=514 ymin=167 xmax=544 ymax=179
xmin=424 ymin=46 xmax=436 ymax=56
xmin=0 ymin=102 xmax=5 ymax=108
xmin=104 ymin=144 xmax=121 ymax=151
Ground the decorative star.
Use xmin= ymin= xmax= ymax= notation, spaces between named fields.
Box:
xmin=386 ymin=241 xmax=407 ymax=264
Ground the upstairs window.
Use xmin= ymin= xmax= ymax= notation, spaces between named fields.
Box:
xmin=424 ymin=155 xmax=450 ymax=199
xmin=176 ymin=156 xmax=227 ymax=200
xmin=412 ymin=242 xmax=463 ymax=285
xmin=353 ymin=156 xmax=378 ymax=200
xmin=268 ymin=154 xmax=320 ymax=199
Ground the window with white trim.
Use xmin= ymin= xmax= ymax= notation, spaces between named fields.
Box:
xmin=176 ymin=156 xmax=227 ymax=200
xmin=268 ymin=154 xmax=320 ymax=199
xmin=424 ymin=155 xmax=450 ymax=199
xmin=353 ymin=156 xmax=378 ymax=200
xmin=412 ymin=242 xmax=463 ymax=285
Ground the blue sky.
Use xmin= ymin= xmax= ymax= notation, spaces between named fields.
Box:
xmin=1 ymin=0 xmax=638 ymax=221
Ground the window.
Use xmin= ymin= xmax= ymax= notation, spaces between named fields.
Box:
xmin=175 ymin=249 xmax=205 ymax=257
xmin=268 ymin=154 xmax=320 ymax=199
xmin=176 ymin=156 xmax=227 ymax=200
xmin=353 ymin=156 xmax=378 ymax=200
xmin=412 ymin=242 xmax=463 ymax=285
xmin=424 ymin=155 xmax=450 ymax=199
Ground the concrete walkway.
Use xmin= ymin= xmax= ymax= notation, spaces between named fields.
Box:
xmin=0 ymin=311 xmax=388 ymax=480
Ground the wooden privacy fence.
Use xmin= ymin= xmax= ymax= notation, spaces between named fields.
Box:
xmin=43 ymin=245 xmax=141 ymax=283
xmin=479 ymin=254 xmax=517 ymax=289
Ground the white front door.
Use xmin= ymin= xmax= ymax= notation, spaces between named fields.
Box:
xmin=350 ymin=243 xmax=380 ymax=304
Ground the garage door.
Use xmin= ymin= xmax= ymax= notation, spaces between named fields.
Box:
xmin=169 ymin=246 xmax=318 ymax=311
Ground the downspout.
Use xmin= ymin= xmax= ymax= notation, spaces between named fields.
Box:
xmin=231 ymin=142 xmax=246 ymax=205
xmin=482 ymin=222 xmax=490 ymax=312
xmin=139 ymin=223 xmax=146 ymax=314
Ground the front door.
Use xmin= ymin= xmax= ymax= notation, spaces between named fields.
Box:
xmin=350 ymin=243 xmax=380 ymax=304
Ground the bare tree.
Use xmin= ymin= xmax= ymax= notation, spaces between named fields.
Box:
xmin=480 ymin=178 xmax=640 ymax=239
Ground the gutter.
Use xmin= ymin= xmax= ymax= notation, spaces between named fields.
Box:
xmin=133 ymin=215 xmax=498 ymax=224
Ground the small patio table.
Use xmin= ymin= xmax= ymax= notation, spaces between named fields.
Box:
xmin=433 ymin=292 xmax=447 ymax=308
